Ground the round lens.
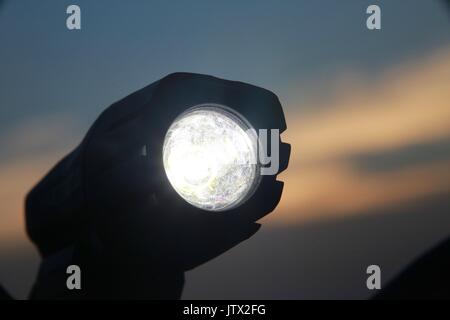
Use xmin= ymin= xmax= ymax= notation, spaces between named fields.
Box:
xmin=162 ymin=104 xmax=260 ymax=211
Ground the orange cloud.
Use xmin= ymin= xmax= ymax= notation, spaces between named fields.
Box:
xmin=270 ymin=47 xmax=450 ymax=224
xmin=0 ymin=114 xmax=80 ymax=249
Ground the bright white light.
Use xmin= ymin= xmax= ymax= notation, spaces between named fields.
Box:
xmin=163 ymin=104 xmax=260 ymax=211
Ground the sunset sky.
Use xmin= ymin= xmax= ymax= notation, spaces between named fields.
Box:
xmin=1 ymin=0 xmax=449 ymax=299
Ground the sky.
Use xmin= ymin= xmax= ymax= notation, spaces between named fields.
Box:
xmin=0 ymin=0 xmax=449 ymax=299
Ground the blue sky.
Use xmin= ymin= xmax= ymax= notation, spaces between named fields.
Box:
xmin=1 ymin=0 xmax=449 ymax=135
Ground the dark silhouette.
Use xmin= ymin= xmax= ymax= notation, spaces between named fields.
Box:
xmin=375 ymin=235 xmax=450 ymax=300
xmin=24 ymin=73 xmax=290 ymax=299
xmin=0 ymin=285 xmax=12 ymax=300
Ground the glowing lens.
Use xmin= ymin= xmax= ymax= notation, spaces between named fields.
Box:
xmin=162 ymin=105 xmax=259 ymax=211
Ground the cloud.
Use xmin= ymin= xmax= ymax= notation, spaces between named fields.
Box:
xmin=0 ymin=114 xmax=81 ymax=248
xmin=0 ymin=46 xmax=449 ymax=299
xmin=270 ymin=46 xmax=450 ymax=224
xmin=1 ymin=47 xmax=450 ymax=245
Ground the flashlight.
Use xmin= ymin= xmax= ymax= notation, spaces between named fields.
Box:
xmin=26 ymin=73 xmax=290 ymax=299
